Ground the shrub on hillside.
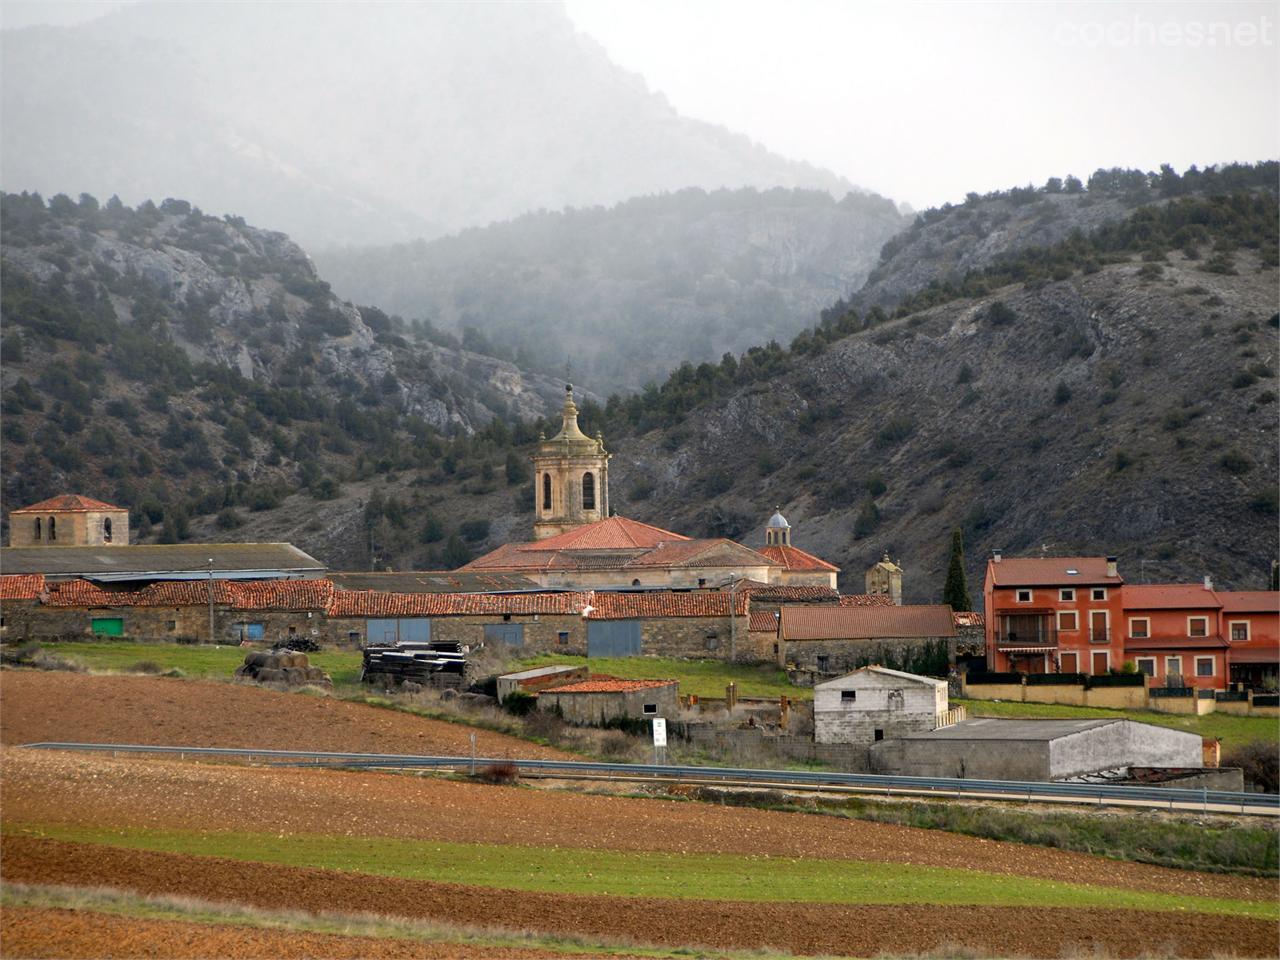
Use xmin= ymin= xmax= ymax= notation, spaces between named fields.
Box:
xmin=1223 ymin=741 xmax=1279 ymax=793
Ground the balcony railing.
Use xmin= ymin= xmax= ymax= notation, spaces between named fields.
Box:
xmin=995 ymin=629 xmax=1058 ymax=649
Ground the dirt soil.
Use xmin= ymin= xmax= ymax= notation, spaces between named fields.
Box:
xmin=5 ymin=837 xmax=1276 ymax=959
xmin=0 ymin=672 xmax=572 ymax=759
xmin=0 ymin=906 xmax=625 ymax=960
xmin=2 ymin=747 xmax=1271 ymax=903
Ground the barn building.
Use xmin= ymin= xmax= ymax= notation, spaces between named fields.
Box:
xmin=813 ymin=666 xmax=956 ymax=746
xmin=536 ymin=676 xmax=679 ymax=725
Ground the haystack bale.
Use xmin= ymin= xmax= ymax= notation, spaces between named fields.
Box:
xmin=236 ymin=649 xmax=332 ymax=689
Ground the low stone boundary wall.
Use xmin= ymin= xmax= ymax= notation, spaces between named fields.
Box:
xmin=963 ymin=679 xmax=1277 ymax=717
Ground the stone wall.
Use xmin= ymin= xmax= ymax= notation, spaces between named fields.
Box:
xmin=870 ymin=736 xmax=1051 ymax=780
xmin=1 ymin=600 xmax=326 ymax=645
xmin=321 ymin=614 xmax=586 ymax=653
xmin=9 ymin=509 xmax=130 ymax=547
xmin=539 ymin=684 xmax=679 ymax=725
xmin=675 ymin=724 xmax=871 ymax=772
xmin=637 ymin=615 xmax=749 ymax=660
xmin=781 ymin=635 xmax=951 ymax=675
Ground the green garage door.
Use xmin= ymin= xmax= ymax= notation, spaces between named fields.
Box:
xmin=91 ymin=617 xmax=124 ymax=636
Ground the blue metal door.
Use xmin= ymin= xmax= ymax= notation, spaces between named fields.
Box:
xmin=367 ymin=618 xmax=399 ymax=644
xmin=399 ymin=618 xmax=431 ymax=643
xmin=588 ymin=620 xmax=642 ymax=657
xmin=483 ymin=623 xmax=524 ymax=647
xmin=245 ymin=623 xmax=265 ymax=641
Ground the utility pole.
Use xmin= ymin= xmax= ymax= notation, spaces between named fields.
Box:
xmin=206 ymin=558 xmax=215 ymax=644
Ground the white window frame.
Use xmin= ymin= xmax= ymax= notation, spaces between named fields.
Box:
xmin=1015 ymin=589 xmax=1033 ymax=603
xmin=1059 ymin=651 xmax=1079 ymax=673
xmin=1091 ymin=587 xmax=1108 ymax=601
xmin=1165 ymin=655 xmax=1183 ymax=678
xmin=1228 ymin=620 xmax=1250 ymax=643
xmin=1090 ymin=649 xmax=1111 ymax=673
xmin=1135 ymin=657 xmax=1156 ymax=677
xmin=1128 ymin=617 xmax=1150 ymax=639
xmin=1186 ymin=616 xmax=1208 ymax=638
xmin=1056 ymin=610 xmax=1078 ymax=631
xmin=1088 ymin=609 xmax=1110 ymax=642
xmin=1194 ymin=656 xmax=1215 ymax=678
xmin=1059 ymin=588 xmax=1075 ymax=602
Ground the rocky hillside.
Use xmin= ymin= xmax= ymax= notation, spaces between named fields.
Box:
xmin=0 ymin=192 xmax=574 ymax=564
xmin=317 ymin=188 xmax=906 ymax=391
xmin=2 ymin=2 xmax=861 ymax=248
xmin=601 ymin=189 xmax=1279 ymax=600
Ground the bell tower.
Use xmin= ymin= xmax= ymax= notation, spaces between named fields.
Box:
xmin=531 ymin=385 xmax=610 ymax=540
xmin=765 ymin=508 xmax=791 ymax=546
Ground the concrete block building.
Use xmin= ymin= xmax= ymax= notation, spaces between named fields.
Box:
xmin=814 ymin=666 xmax=952 ymax=746
xmin=869 ymin=717 xmax=1204 ymax=781
xmin=536 ymin=676 xmax=679 ymax=725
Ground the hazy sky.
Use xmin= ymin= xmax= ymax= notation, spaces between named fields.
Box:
xmin=5 ymin=0 xmax=1276 ymax=209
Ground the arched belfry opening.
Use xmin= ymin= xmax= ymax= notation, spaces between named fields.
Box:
xmin=765 ymin=508 xmax=791 ymax=547
xmin=530 ymin=385 xmax=610 ymax=540
xmin=103 ymin=517 xmax=113 ymax=543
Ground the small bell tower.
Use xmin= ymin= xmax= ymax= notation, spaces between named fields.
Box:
xmin=531 ymin=385 xmax=610 ymax=540
xmin=765 ymin=508 xmax=791 ymax=546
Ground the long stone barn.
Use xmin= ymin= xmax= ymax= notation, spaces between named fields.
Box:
xmin=777 ymin=603 xmax=960 ymax=680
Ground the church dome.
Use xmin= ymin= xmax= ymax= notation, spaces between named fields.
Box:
xmin=766 ymin=509 xmax=790 ymax=529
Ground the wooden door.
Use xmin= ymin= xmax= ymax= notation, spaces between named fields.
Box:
xmin=1091 ymin=651 xmax=1109 ymax=675
xmin=1090 ymin=611 xmax=1107 ymax=642
xmin=1060 ymin=652 xmax=1078 ymax=673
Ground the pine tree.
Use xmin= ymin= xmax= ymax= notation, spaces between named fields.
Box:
xmin=943 ymin=527 xmax=972 ymax=612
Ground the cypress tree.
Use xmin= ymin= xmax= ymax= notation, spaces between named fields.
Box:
xmin=943 ymin=527 xmax=972 ymax=612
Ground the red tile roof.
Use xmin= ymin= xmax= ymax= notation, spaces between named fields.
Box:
xmin=739 ymin=582 xmax=840 ymax=601
xmin=1123 ymin=584 xmax=1221 ymax=611
xmin=757 ymin=544 xmax=840 ymax=572
xmin=11 ymin=494 xmax=124 ymax=514
xmin=326 ymin=590 xmax=592 ymax=618
xmin=521 ymin=517 xmax=689 ymax=551
xmin=952 ymin=611 xmax=985 ymax=628
xmin=1216 ymin=591 xmax=1279 ymax=614
xmin=622 ymin=539 xmax=773 ymax=570
xmin=0 ymin=574 xmax=45 ymax=600
xmin=837 ymin=594 xmax=896 ymax=607
xmin=988 ymin=556 xmax=1122 ymax=587
xmin=749 ymin=610 xmax=780 ymax=633
xmin=781 ymin=604 xmax=957 ymax=641
xmin=42 ymin=579 xmax=335 ymax=609
xmin=589 ymin=590 xmax=748 ymax=620
xmin=542 ymin=675 xmax=677 ymax=694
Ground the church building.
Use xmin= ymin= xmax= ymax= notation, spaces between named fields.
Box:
xmin=461 ymin=387 xmax=840 ymax=590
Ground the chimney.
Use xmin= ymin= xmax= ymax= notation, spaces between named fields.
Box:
xmin=1105 ymin=556 xmax=1117 ymax=578
xmin=1203 ymin=575 xmax=1213 ymax=591
xmin=992 ymin=549 xmax=1002 ymax=563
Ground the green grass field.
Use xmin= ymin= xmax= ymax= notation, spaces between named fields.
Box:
xmin=28 ymin=641 xmax=364 ymax=686
xmin=10 ymin=822 xmax=1273 ymax=919
xmin=512 ymin=653 xmax=806 ymax=700
xmin=958 ymin=697 xmax=1278 ymax=750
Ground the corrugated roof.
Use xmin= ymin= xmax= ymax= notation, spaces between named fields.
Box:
xmin=520 ymin=517 xmax=689 ymax=551
xmin=988 ymin=556 xmax=1122 ymax=587
xmin=11 ymin=494 xmax=123 ymax=514
xmin=1 ymin=543 xmax=325 ymax=578
xmin=541 ymin=676 xmax=677 ymax=694
xmin=757 ymin=544 xmax=840 ymax=572
xmin=781 ymin=604 xmax=956 ymax=641
xmin=1123 ymin=584 xmax=1221 ymax=610
xmin=1216 ymin=591 xmax=1279 ymax=614
xmin=0 ymin=574 xmax=45 ymax=600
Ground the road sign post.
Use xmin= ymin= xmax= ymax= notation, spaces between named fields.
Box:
xmin=652 ymin=717 xmax=667 ymax=764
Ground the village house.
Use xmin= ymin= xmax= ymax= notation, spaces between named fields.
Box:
xmin=535 ymin=676 xmax=679 ymax=726
xmin=777 ymin=604 xmax=957 ymax=678
xmin=813 ymin=665 xmax=954 ymax=746
xmin=983 ymin=553 xmax=1279 ymax=690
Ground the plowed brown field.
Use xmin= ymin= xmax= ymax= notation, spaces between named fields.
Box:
xmin=0 ymin=907 xmax=617 ymax=960
xmin=5 ymin=837 xmax=1276 ymax=958
xmin=0 ymin=672 xmax=572 ymax=758
xmin=3 ymin=747 xmax=1271 ymax=903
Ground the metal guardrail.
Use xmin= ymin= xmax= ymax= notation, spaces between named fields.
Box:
xmin=19 ymin=742 xmax=1279 ymax=814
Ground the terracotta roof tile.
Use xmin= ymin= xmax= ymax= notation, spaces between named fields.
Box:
xmin=739 ymin=583 xmax=839 ymax=601
xmin=757 ymin=544 xmax=840 ymax=572
xmin=988 ymin=556 xmax=1122 ymax=587
xmin=953 ymin=611 xmax=986 ymax=628
xmin=11 ymin=494 xmax=123 ymax=514
xmin=542 ymin=676 xmax=677 ymax=694
xmin=41 ymin=579 xmax=334 ymax=609
xmin=749 ymin=610 xmax=780 ymax=632
xmin=781 ymin=604 xmax=956 ymax=641
xmin=1215 ymin=591 xmax=1279 ymax=614
xmin=520 ymin=517 xmax=689 ymax=551
xmin=0 ymin=574 xmax=45 ymax=600
xmin=1123 ymin=584 xmax=1221 ymax=611
xmin=622 ymin=539 xmax=772 ymax=570
xmin=326 ymin=590 xmax=591 ymax=618
xmin=837 ymin=594 xmax=896 ymax=607
xmin=589 ymin=591 xmax=748 ymax=619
